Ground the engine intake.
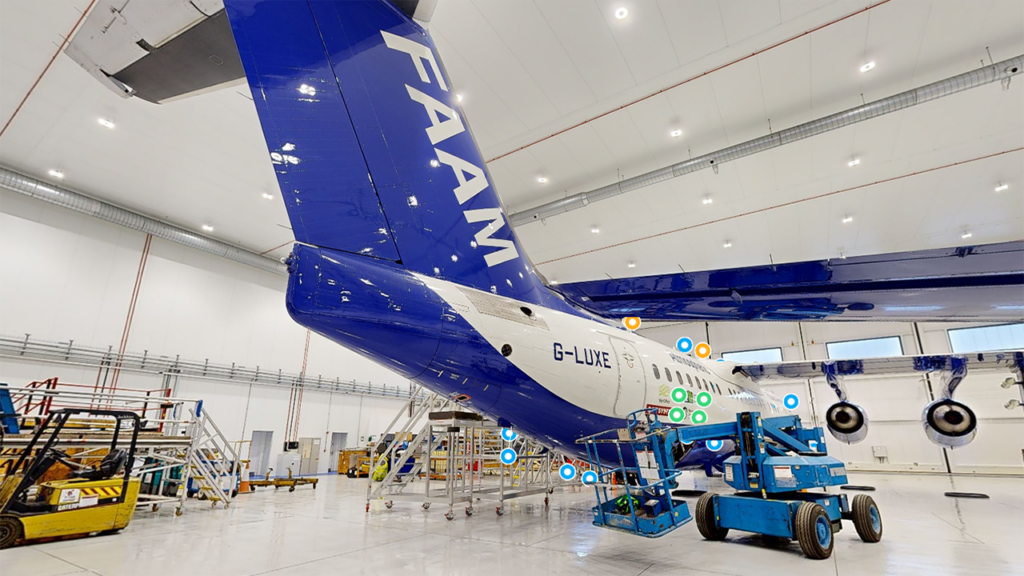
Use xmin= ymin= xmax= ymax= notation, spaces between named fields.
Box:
xmin=825 ymin=402 xmax=869 ymax=444
xmin=922 ymin=399 xmax=978 ymax=448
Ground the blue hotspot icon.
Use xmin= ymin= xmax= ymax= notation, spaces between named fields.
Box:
xmin=675 ymin=337 xmax=693 ymax=353
xmin=707 ymin=439 xmax=724 ymax=452
xmin=500 ymin=448 xmax=518 ymax=465
xmin=784 ymin=394 xmax=800 ymax=410
xmin=559 ymin=463 xmax=576 ymax=480
xmin=581 ymin=470 xmax=599 ymax=485
xmin=501 ymin=428 xmax=518 ymax=442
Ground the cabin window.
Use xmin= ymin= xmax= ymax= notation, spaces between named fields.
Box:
xmin=653 ymin=364 xmax=661 ymax=379
xmin=676 ymin=371 xmax=683 ymax=384
xmin=686 ymin=374 xmax=693 ymax=387
xmin=666 ymin=369 xmax=673 ymax=383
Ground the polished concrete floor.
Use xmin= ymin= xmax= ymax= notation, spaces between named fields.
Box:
xmin=3 ymin=472 xmax=1022 ymax=576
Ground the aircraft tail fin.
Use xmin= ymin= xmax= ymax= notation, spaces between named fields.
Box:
xmin=226 ymin=0 xmax=551 ymax=303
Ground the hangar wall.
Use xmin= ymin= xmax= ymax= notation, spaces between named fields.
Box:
xmin=0 ymin=188 xmax=414 ymax=474
xmin=640 ymin=322 xmax=1024 ymax=475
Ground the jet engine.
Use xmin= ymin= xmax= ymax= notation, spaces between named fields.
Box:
xmin=825 ymin=401 xmax=869 ymax=444
xmin=921 ymin=398 xmax=977 ymax=448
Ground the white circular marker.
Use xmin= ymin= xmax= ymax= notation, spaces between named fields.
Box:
xmin=559 ymin=464 xmax=576 ymax=480
xmin=707 ymin=439 xmax=724 ymax=452
xmin=501 ymin=428 xmax=518 ymax=442
xmin=500 ymin=448 xmax=518 ymax=465
xmin=784 ymin=394 xmax=800 ymax=410
xmin=581 ymin=470 xmax=598 ymax=485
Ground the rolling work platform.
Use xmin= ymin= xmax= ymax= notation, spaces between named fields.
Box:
xmin=579 ymin=409 xmax=883 ymax=559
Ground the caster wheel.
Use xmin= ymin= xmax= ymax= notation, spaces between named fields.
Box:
xmin=465 ymin=507 xmax=473 ymax=517
xmin=496 ymin=507 xmax=504 ymax=516
xmin=250 ymin=485 xmax=256 ymax=492
xmin=174 ymin=508 xmax=183 ymax=517
xmin=386 ymin=501 xmax=394 ymax=509
xmin=365 ymin=503 xmax=370 ymax=513
xmin=275 ymin=486 xmax=279 ymax=490
xmin=445 ymin=512 xmax=455 ymax=521
xmin=151 ymin=504 xmax=160 ymax=512
xmin=544 ymin=497 xmax=549 ymax=507
xmin=547 ymin=487 xmax=554 ymax=494
xmin=312 ymin=484 xmax=317 ymax=490
xmin=211 ymin=502 xmax=217 ymax=508
xmin=289 ymin=486 xmax=295 ymax=493
xmin=422 ymin=502 xmax=431 ymax=510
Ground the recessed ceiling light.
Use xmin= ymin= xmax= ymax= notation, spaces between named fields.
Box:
xmin=842 ymin=216 xmax=854 ymax=224
xmin=723 ymin=241 xmax=732 ymax=248
xmin=48 ymin=169 xmax=64 ymax=179
xmin=550 ymin=280 xmax=559 ymax=285
xmin=961 ymin=232 xmax=972 ymax=239
xmin=97 ymin=118 xmax=115 ymax=129
xmin=670 ymin=129 xmax=682 ymax=138
xmin=848 ymin=158 xmax=860 ymax=167
xmin=202 ymin=224 xmax=214 ymax=232
xmin=430 ymin=159 xmax=440 ymax=167
xmin=702 ymin=196 xmax=713 ymax=205
xmin=456 ymin=94 xmax=463 ymax=102
xmin=537 ymin=176 xmax=548 ymax=183
xmin=627 ymin=262 xmax=636 ymax=268
xmin=839 ymin=253 xmax=847 ymax=259
xmin=262 ymin=193 xmax=274 ymax=200
xmin=591 ymin=228 xmax=600 ymax=234
xmin=995 ymin=183 xmax=1009 ymax=192
xmin=860 ymin=61 xmax=875 ymax=73
xmin=615 ymin=7 xmax=628 ymax=19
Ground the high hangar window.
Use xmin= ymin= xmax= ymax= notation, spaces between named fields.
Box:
xmin=720 ymin=347 xmax=783 ymax=363
xmin=826 ymin=336 xmax=903 ymax=359
xmin=948 ymin=323 xmax=1024 ymax=353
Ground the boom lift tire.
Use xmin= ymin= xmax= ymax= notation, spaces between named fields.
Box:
xmin=0 ymin=516 xmax=23 ymax=549
xmin=795 ymin=502 xmax=833 ymax=559
xmin=851 ymin=495 xmax=883 ymax=543
xmin=695 ymin=493 xmax=729 ymax=541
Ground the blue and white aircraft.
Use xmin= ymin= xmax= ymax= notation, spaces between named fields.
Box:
xmin=223 ymin=0 xmax=1024 ymax=470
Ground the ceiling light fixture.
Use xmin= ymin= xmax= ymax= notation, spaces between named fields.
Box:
xmin=702 ymin=196 xmax=713 ymax=205
xmin=550 ymin=280 xmax=559 ymax=285
xmin=615 ymin=7 xmax=628 ymax=19
xmin=961 ymin=232 xmax=972 ymax=239
xmin=262 ymin=193 xmax=274 ymax=200
xmin=842 ymin=216 xmax=854 ymax=224
xmin=456 ymin=94 xmax=463 ymax=102
xmin=202 ymin=224 xmax=214 ymax=232
xmin=48 ymin=169 xmax=64 ymax=179
xmin=860 ymin=61 xmax=875 ymax=73
xmin=848 ymin=158 xmax=860 ymax=167
xmin=670 ymin=129 xmax=682 ymax=138
xmin=591 ymin=228 xmax=600 ymax=234
xmin=723 ymin=241 xmax=732 ymax=248
xmin=537 ymin=176 xmax=548 ymax=183
xmin=995 ymin=183 xmax=1009 ymax=192
xmin=627 ymin=262 xmax=636 ymax=268
xmin=97 ymin=118 xmax=115 ymax=129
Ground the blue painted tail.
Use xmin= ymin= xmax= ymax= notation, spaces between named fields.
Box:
xmin=225 ymin=0 xmax=552 ymax=304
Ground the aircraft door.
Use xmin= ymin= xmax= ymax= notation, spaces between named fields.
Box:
xmin=609 ymin=337 xmax=647 ymax=417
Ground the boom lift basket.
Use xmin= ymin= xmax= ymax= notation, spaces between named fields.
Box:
xmin=576 ymin=409 xmax=692 ymax=537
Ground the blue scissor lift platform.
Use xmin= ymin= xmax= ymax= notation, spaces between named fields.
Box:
xmin=578 ymin=409 xmax=883 ymax=559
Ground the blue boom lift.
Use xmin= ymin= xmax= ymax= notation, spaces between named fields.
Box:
xmin=578 ymin=409 xmax=882 ymax=559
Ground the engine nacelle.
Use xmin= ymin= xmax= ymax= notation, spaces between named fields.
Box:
xmin=922 ymin=399 xmax=978 ymax=448
xmin=825 ymin=402 xmax=869 ymax=444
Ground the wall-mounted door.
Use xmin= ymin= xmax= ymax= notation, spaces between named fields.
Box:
xmin=249 ymin=430 xmax=273 ymax=478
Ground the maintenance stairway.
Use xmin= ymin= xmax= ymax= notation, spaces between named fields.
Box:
xmin=0 ymin=379 xmax=240 ymax=516
xmin=366 ymin=387 xmax=585 ymax=519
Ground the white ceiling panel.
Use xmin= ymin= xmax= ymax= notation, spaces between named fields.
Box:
xmin=718 ymin=1 xmax=782 ymax=46
xmin=594 ymin=0 xmax=680 ymax=84
xmin=657 ymin=0 xmax=729 ymax=66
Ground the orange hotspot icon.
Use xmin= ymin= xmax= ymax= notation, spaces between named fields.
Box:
xmin=695 ymin=342 xmax=712 ymax=359
xmin=623 ymin=317 xmax=642 ymax=331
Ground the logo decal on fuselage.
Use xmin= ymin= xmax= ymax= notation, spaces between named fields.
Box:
xmin=382 ymin=31 xmax=519 ymax=268
xmin=553 ymin=342 xmax=612 ymax=369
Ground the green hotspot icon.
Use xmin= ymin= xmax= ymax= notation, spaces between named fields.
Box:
xmin=696 ymin=391 xmax=713 ymax=407
xmin=671 ymin=387 xmax=687 ymax=403
xmin=692 ymin=410 xmax=707 ymax=424
xmin=669 ymin=407 xmax=686 ymax=423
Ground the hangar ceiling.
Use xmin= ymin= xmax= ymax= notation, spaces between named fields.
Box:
xmin=0 ymin=0 xmax=1021 ymax=286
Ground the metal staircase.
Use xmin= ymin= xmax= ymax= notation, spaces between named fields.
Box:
xmin=182 ymin=402 xmax=241 ymax=507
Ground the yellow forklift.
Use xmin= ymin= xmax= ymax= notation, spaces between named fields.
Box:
xmin=0 ymin=408 xmax=142 ymax=548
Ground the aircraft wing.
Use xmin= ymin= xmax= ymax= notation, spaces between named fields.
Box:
xmin=552 ymin=241 xmax=1024 ymax=322
xmin=734 ymin=351 xmax=1024 ymax=382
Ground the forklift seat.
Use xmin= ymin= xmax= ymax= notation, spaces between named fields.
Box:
xmin=72 ymin=449 xmax=128 ymax=481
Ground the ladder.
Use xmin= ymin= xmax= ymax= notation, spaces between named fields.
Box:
xmin=181 ymin=402 xmax=241 ymax=507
